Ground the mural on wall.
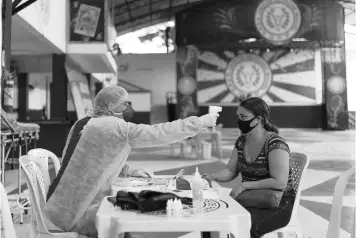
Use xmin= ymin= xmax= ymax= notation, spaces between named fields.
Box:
xmin=69 ymin=0 xmax=105 ymax=42
xmin=176 ymin=45 xmax=199 ymax=119
xmin=176 ymin=0 xmax=344 ymax=46
xmin=322 ymin=47 xmax=348 ymax=130
xmin=196 ymin=47 xmax=322 ymax=105
xmin=36 ymin=0 xmax=50 ymax=24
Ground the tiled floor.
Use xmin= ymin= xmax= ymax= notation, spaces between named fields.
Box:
xmin=2 ymin=128 xmax=355 ymax=238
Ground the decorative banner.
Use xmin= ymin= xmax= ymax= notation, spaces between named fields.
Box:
xmin=69 ymin=0 xmax=104 ymax=42
xmin=176 ymin=45 xmax=199 ymax=119
xmin=175 ymin=0 xmax=344 ymax=46
xmin=322 ymin=47 xmax=349 ymax=130
xmin=196 ymin=46 xmax=322 ymax=105
xmin=65 ymin=65 xmax=93 ymax=119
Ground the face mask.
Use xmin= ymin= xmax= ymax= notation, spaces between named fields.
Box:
xmin=238 ymin=117 xmax=258 ymax=134
xmin=122 ymin=105 xmax=135 ymax=121
xmin=111 ymin=104 xmax=135 ymax=121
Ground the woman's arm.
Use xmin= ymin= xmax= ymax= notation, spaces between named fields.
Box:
xmin=241 ymin=149 xmax=290 ymax=190
xmin=212 ymin=148 xmax=239 ymax=182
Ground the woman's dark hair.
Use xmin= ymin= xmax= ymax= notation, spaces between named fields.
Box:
xmin=239 ymin=97 xmax=279 ymax=134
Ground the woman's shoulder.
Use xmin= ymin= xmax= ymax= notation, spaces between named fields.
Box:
xmin=234 ymin=134 xmax=246 ymax=149
xmin=266 ymin=133 xmax=290 ymax=152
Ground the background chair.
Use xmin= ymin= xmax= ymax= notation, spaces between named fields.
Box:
xmin=28 ymin=148 xmax=61 ymax=177
xmin=326 ymin=167 xmax=355 ymax=238
xmin=263 ymin=152 xmax=310 ymax=238
xmin=17 ymin=148 xmax=61 ymax=221
xmin=19 ymin=155 xmax=87 ymax=238
xmin=1 ymin=181 xmax=17 ymax=238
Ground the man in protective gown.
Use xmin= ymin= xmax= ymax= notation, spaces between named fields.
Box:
xmin=42 ymin=86 xmax=219 ymax=237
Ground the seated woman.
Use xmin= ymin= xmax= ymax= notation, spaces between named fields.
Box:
xmin=203 ymin=97 xmax=295 ymax=238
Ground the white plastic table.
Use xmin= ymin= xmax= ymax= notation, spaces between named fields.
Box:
xmin=96 ymin=176 xmax=251 ymax=238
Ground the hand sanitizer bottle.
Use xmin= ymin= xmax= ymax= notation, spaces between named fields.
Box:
xmin=191 ymin=167 xmax=204 ymax=213
xmin=166 ymin=199 xmax=172 ymax=216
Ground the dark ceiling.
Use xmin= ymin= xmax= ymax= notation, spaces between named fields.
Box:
xmin=114 ymin=0 xmax=355 ymax=36
xmin=114 ymin=0 xmax=220 ymax=36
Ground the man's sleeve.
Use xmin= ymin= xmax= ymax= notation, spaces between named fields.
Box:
xmin=125 ymin=116 xmax=204 ymax=148
xmin=61 ymin=124 xmax=76 ymax=162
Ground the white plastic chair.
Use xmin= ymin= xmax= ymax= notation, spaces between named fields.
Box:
xmin=326 ymin=167 xmax=355 ymax=238
xmin=263 ymin=152 xmax=310 ymax=238
xmin=28 ymin=148 xmax=61 ymax=177
xmin=28 ymin=148 xmax=61 ymax=194
xmin=1 ymin=181 xmax=18 ymax=238
xmin=19 ymin=155 xmax=87 ymax=238
xmin=17 ymin=149 xmax=61 ymax=218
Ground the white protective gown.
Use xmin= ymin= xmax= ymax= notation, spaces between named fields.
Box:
xmin=42 ymin=116 xmax=204 ymax=237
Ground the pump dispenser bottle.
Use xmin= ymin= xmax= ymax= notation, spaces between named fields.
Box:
xmin=191 ymin=167 xmax=204 ymax=213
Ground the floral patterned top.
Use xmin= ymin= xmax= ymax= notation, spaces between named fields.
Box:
xmin=234 ymin=133 xmax=295 ymax=196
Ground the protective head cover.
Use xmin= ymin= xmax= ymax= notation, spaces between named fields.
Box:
xmin=87 ymin=85 xmax=134 ymax=121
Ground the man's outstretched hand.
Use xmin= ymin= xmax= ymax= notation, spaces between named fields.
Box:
xmin=200 ymin=113 xmax=219 ymax=127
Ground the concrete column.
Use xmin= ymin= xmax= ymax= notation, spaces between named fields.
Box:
xmin=17 ymin=73 xmax=28 ymax=121
xmin=0 ymin=0 xmax=2 ymax=113
xmin=95 ymin=82 xmax=103 ymax=96
xmin=1 ymin=0 xmax=12 ymax=111
xmin=51 ymin=54 xmax=68 ymax=120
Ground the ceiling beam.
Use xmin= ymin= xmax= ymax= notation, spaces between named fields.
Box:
xmin=124 ymin=0 xmax=134 ymax=23
xmin=149 ymin=0 xmax=153 ymax=23
xmin=114 ymin=1 xmax=201 ymax=26
xmin=115 ymin=0 xmax=141 ymax=10
xmin=12 ymin=0 xmax=38 ymax=15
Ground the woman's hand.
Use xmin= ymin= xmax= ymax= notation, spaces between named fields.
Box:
xmin=229 ymin=184 xmax=245 ymax=198
xmin=130 ymin=169 xmax=154 ymax=178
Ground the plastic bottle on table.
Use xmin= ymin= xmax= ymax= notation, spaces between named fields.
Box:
xmin=191 ymin=167 xmax=204 ymax=213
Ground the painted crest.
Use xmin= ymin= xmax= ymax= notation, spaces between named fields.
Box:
xmin=225 ymin=54 xmax=272 ymax=98
xmin=327 ymin=75 xmax=346 ymax=95
xmin=254 ymin=0 xmax=302 ymax=45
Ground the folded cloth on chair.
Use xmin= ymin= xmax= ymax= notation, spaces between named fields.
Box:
xmin=16 ymin=122 xmax=40 ymax=131
xmin=108 ymin=190 xmax=192 ymax=212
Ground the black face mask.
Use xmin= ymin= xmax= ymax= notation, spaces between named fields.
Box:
xmin=122 ymin=105 xmax=135 ymax=122
xmin=238 ymin=117 xmax=258 ymax=134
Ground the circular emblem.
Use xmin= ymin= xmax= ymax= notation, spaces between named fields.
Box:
xmin=225 ymin=54 xmax=272 ymax=98
xmin=178 ymin=76 xmax=197 ymax=96
xmin=254 ymin=0 xmax=302 ymax=45
xmin=327 ymin=76 xmax=346 ymax=94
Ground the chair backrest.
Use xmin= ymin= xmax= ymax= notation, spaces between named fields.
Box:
xmin=326 ymin=167 xmax=355 ymax=238
xmin=0 ymin=181 xmax=17 ymax=238
xmin=28 ymin=148 xmax=61 ymax=175
xmin=288 ymin=152 xmax=310 ymax=219
xmin=28 ymin=148 xmax=61 ymax=193
xmin=19 ymin=155 xmax=51 ymax=234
